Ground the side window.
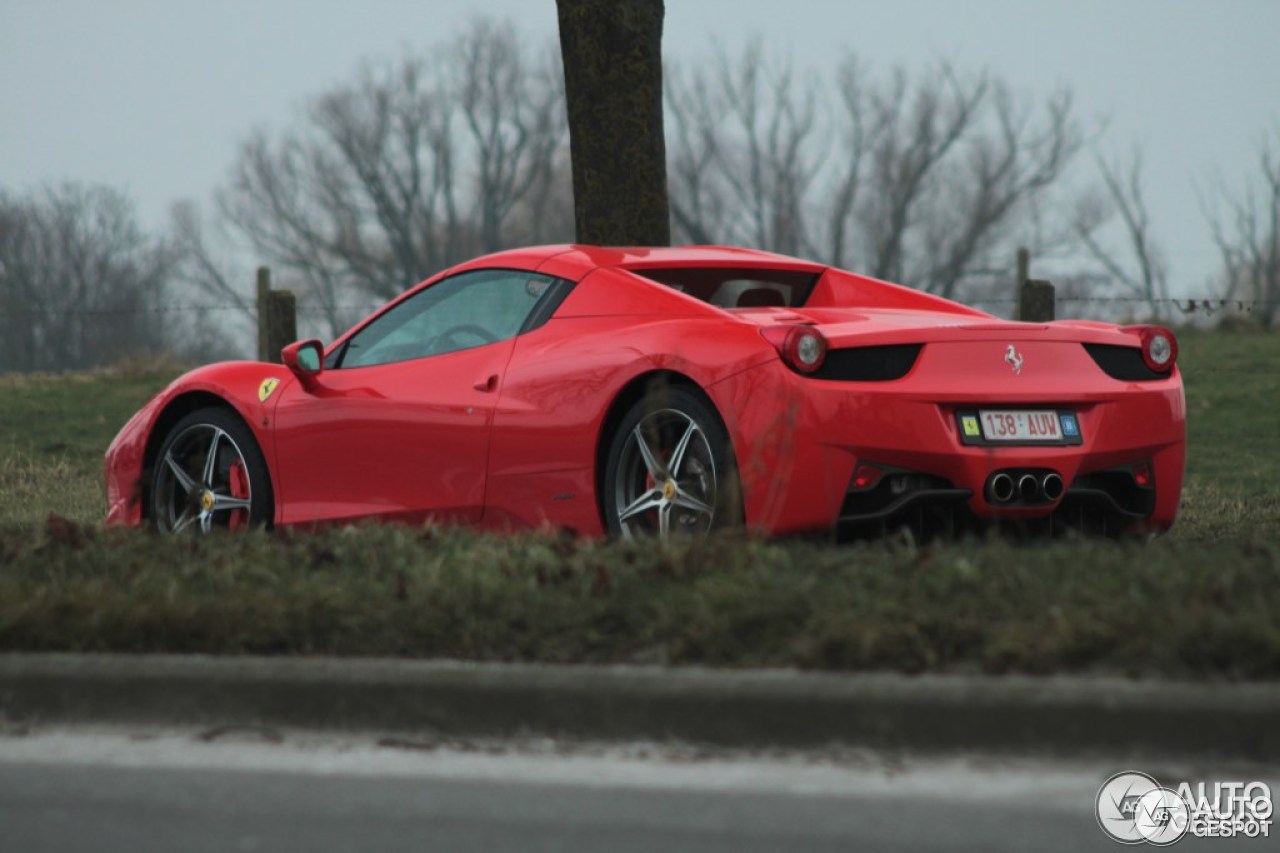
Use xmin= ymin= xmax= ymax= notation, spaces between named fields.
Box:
xmin=338 ymin=269 xmax=561 ymax=369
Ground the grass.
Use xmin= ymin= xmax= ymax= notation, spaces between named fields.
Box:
xmin=0 ymin=331 xmax=1277 ymax=675
xmin=1 ymin=523 xmax=1277 ymax=678
xmin=1177 ymin=328 xmax=1280 ymax=498
xmin=0 ymin=365 xmax=174 ymax=526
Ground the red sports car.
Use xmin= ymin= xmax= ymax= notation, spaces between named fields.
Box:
xmin=105 ymin=245 xmax=1185 ymax=539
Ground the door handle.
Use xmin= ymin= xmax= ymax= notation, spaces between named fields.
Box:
xmin=474 ymin=374 xmax=498 ymax=393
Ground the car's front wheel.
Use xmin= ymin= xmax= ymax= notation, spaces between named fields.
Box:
xmin=603 ymin=386 xmax=741 ymax=538
xmin=150 ymin=407 xmax=273 ymax=533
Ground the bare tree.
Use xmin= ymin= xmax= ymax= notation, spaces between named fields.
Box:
xmin=1069 ymin=150 xmax=1169 ymax=320
xmin=458 ymin=20 xmax=567 ymax=252
xmin=218 ymin=20 xmax=568 ymax=336
xmin=665 ymin=60 xmax=733 ymax=246
xmin=206 ymin=24 xmax=1093 ymax=331
xmin=666 ymin=48 xmax=1084 ymax=300
xmin=166 ymin=198 xmax=268 ymax=358
xmin=0 ymin=183 xmax=181 ymax=373
xmin=823 ymin=58 xmax=883 ymax=269
xmin=856 ymin=64 xmax=988 ymax=286
xmin=913 ymin=84 xmax=1080 ymax=299
xmin=1204 ymin=127 xmax=1280 ymax=328
xmin=667 ymin=43 xmax=824 ymax=256
xmin=170 ymin=199 xmax=255 ymax=321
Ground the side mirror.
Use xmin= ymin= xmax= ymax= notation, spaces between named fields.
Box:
xmin=281 ymin=339 xmax=324 ymax=387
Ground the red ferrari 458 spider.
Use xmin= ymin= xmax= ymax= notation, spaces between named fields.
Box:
xmin=105 ymin=244 xmax=1185 ymax=539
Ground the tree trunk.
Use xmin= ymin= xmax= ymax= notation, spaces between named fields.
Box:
xmin=556 ymin=0 xmax=670 ymax=246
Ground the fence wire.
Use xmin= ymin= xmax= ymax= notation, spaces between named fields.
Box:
xmin=0 ymin=297 xmax=1276 ymax=320
xmin=0 ymin=304 xmax=385 ymax=318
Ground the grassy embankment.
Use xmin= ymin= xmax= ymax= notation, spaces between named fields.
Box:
xmin=0 ymin=330 xmax=1277 ymax=675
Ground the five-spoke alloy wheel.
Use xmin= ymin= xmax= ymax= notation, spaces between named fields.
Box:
xmin=150 ymin=407 xmax=273 ymax=533
xmin=604 ymin=386 xmax=740 ymax=538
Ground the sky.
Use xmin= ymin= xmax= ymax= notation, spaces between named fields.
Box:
xmin=2 ymin=0 xmax=1278 ymax=297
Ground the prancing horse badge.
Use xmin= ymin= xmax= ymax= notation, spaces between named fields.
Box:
xmin=258 ymin=377 xmax=280 ymax=402
xmin=1004 ymin=345 xmax=1024 ymax=374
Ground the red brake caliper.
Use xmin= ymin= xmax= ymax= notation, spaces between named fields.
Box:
xmin=227 ymin=460 xmax=249 ymax=531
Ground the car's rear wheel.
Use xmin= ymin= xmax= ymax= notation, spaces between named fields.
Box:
xmin=604 ymin=386 xmax=741 ymax=538
xmin=150 ymin=407 xmax=273 ymax=533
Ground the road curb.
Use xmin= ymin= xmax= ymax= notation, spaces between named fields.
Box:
xmin=2 ymin=654 xmax=1277 ymax=759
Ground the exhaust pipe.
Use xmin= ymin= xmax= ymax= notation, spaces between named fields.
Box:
xmin=1042 ymin=472 xmax=1064 ymax=501
xmin=1018 ymin=474 xmax=1040 ymax=502
xmin=988 ymin=472 xmax=1015 ymax=504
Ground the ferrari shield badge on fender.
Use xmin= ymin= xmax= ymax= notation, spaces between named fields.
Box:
xmin=258 ymin=378 xmax=280 ymax=402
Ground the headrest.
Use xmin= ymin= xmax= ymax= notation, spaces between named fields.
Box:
xmin=736 ymin=287 xmax=786 ymax=308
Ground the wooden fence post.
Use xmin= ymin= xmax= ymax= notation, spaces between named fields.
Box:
xmin=264 ymin=290 xmax=297 ymax=364
xmin=1015 ymin=247 xmax=1029 ymax=292
xmin=1020 ymin=279 xmax=1056 ymax=322
xmin=255 ymin=266 xmax=298 ymax=363
xmin=256 ymin=266 xmax=271 ymax=362
xmin=1014 ymin=247 xmax=1055 ymax=322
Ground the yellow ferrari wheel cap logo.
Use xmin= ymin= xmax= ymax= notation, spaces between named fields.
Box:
xmin=200 ymin=491 xmax=215 ymax=512
xmin=662 ymin=481 xmax=677 ymax=500
xmin=258 ymin=378 xmax=280 ymax=403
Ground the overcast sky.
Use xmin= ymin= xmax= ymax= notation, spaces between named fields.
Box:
xmin=3 ymin=0 xmax=1277 ymax=295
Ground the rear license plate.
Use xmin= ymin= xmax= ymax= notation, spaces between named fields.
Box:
xmin=978 ymin=410 xmax=1065 ymax=442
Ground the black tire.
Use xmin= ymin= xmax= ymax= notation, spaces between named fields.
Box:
xmin=603 ymin=385 xmax=741 ymax=538
xmin=150 ymin=406 xmax=274 ymax=533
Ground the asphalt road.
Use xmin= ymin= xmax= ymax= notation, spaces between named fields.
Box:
xmin=0 ymin=730 xmax=1272 ymax=852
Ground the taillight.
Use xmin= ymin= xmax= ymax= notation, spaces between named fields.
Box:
xmin=1131 ymin=326 xmax=1177 ymax=373
xmin=761 ymin=325 xmax=828 ymax=374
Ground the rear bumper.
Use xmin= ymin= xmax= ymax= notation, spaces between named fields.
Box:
xmin=715 ymin=356 xmax=1185 ymax=536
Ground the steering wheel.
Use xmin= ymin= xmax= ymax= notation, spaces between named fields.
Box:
xmin=435 ymin=323 xmax=498 ymax=351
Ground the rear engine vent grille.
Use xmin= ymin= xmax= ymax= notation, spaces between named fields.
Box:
xmin=811 ymin=344 xmax=921 ymax=382
xmin=1083 ymin=344 xmax=1171 ymax=381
